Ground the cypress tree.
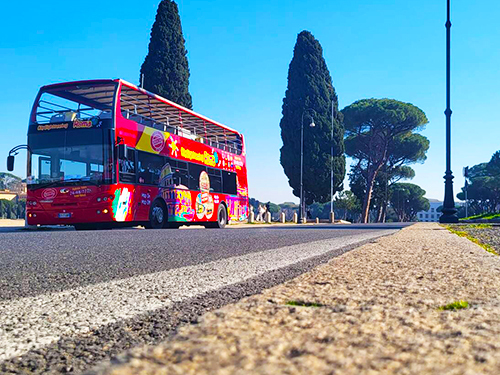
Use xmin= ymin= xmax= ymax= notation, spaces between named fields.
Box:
xmin=140 ymin=0 xmax=192 ymax=109
xmin=279 ymin=31 xmax=345 ymax=204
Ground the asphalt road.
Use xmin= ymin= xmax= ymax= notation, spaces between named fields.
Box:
xmin=0 ymin=223 xmax=408 ymax=374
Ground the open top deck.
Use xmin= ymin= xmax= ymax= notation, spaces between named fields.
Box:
xmin=31 ymin=79 xmax=244 ymax=155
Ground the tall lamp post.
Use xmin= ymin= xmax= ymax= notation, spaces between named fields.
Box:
xmin=440 ymin=0 xmax=459 ymax=223
xmin=299 ymin=109 xmax=316 ymax=223
xmin=329 ymin=100 xmax=335 ymax=223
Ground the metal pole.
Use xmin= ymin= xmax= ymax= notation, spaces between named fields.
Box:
xmin=465 ymin=180 xmax=468 ymax=217
xmin=299 ymin=108 xmax=316 ymax=224
xmin=384 ymin=163 xmax=388 ymax=223
xmin=440 ymin=0 xmax=458 ymax=223
xmin=300 ymin=111 xmax=304 ymax=224
xmin=330 ymin=100 xmax=334 ymax=217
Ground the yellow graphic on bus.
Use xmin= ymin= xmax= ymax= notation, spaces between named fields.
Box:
xmin=136 ymin=127 xmax=171 ymax=154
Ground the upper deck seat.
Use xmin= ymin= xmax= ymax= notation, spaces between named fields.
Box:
xmin=50 ymin=111 xmax=76 ymax=123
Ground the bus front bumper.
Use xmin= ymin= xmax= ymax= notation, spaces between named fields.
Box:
xmin=27 ymin=207 xmax=116 ymax=226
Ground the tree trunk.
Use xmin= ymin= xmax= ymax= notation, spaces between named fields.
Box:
xmin=376 ymin=205 xmax=383 ymax=223
xmin=381 ymin=201 xmax=388 ymax=223
xmin=361 ymin=171 xmax=377 ymax=223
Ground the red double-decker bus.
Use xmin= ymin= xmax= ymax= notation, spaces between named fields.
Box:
xmin=12 ymin=79 xmax=249 ymax=229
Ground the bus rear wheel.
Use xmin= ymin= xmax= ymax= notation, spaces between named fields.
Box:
xmin=206 ymin=204 xmax=227 ymax=229
xmin=148 ymin=200 xmax=167 ymax=229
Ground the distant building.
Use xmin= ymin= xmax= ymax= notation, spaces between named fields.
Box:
xmin=0 ymin=191 xmax=19 ymax=201
xmin=0 ymin=183 xmax=27 ymax=201
xmin=417 ymin=199 xmax=442 ymax=222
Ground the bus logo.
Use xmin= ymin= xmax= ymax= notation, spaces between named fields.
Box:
xmin=42 ymin=188 xmax=57 ymax=200
xmin=150 ymin=131 xmax=165 ymax=153
xmin=73 ymin=119 xmax=93 ymax=129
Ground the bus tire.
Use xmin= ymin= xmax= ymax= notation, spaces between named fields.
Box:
xmin=206 ymin=203 xmax=227 ymax=229
xmin=148 ymin=199 xmax=167 ymax=229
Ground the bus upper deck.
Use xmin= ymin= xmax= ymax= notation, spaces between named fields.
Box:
xmin=30 ymin=79 xmax=245 ymax=156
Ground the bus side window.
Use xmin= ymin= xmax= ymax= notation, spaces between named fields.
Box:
xmin=137 ymin=151 xmax=164 ymax=185
xmin=119 ymin=150 xmax=136 ymax=183
xmin=188 ymin=163 xmax=206 ymax=191
xmin=222 ymin=171 xmax=237 ymax=195
xmin=174 ymin=168 xmax=189 ymax=188
xmin=207 ymin=168 xmax=222 ymax=193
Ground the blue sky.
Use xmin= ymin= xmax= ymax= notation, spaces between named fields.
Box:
xmin=1 ymin=0 xmax=499 ymax=203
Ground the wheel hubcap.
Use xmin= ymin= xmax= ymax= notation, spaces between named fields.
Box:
xmin=153 ymin=206 xmax=164 ymax=223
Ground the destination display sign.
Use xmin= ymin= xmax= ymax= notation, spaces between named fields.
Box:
xmin=34 ymin=118 xmax=107 ymax=132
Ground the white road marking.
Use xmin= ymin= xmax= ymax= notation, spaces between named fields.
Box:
xmin=0 ymin=231 xmax=395 ymax=361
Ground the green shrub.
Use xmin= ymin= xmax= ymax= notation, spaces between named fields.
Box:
xmin=438 ymin=300 xmax=469 ymax=311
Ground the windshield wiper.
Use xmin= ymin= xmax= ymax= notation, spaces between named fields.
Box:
xmin=62 ymin=178 xmax=100 ymax=186
xmin=30 ymin=180 xmax=62 ymax=191
xmin=30 ymin=178 xmax=101 ymax=190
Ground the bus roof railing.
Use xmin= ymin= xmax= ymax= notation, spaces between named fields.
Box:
xmin=118 ymin=80 xmax=243 ymax=155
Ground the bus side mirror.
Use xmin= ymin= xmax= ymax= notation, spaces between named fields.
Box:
xmin=7 ymin=155 xmax=14 ymax=171
xmin=117 ymin=144 xmax=128 ymax=160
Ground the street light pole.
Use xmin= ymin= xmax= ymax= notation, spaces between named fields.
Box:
xmin=300 ymin=113 xmax=304 ymax=223
xmin=299 ymin=109 xmax=315 ymax=224
xmin=440 ymin=0 xmax=458 ymax=223
xmin=330 ymin=99 xmax=335 ymax=223
xmin=463 ymin=166 xmax=469 ymax=218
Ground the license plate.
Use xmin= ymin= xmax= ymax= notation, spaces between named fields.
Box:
xmin=58 ymin=213 xmax=71 ymax=218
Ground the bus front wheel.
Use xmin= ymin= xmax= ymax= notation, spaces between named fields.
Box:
xmin=206 ymin=204 xmax=227 ymax=229
xmin=148 ymin=200 xmax=167 ymax=229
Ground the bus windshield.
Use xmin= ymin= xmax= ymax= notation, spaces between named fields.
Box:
xmin=28 ymin=129 xmax=113 ymax=189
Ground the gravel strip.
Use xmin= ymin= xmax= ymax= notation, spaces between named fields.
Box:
xmin=91 ymin=223 xmax=500 ymax=375
xmin=448 ymin=224 xmax=500 ymax=254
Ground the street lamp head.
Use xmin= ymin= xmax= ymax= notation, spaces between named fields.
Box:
xmin=309 ymin=120 xmax=315 ymax=128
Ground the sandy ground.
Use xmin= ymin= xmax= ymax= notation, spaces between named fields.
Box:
xmin=0 ymin=219 xmax=24 ymax=227
xmin=90 ymin=223 xmax=500 ymax=375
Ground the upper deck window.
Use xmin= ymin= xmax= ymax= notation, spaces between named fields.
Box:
xmin=32 ymin=83 xmax=117 ymax=125
xmin=119 ymin=84 xmax=243 ymax=155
